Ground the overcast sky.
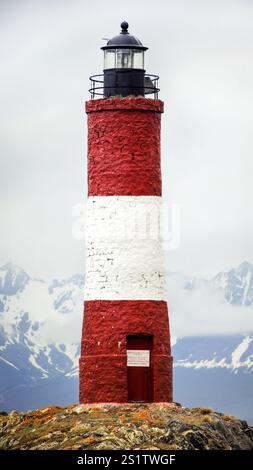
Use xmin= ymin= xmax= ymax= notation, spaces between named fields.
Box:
xmin=0 ymin=0 xmax=252 ymax=281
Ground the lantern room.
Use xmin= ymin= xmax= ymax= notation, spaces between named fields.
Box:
xmin=89 ymin=21 xmax=159 ymax=99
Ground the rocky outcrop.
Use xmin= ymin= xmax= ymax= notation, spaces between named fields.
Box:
xmin=0 ymin=403 xmax=252 ymax=450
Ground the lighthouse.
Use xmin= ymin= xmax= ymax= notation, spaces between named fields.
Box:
xmin=79 ymin=22 xmax=173 ymax=403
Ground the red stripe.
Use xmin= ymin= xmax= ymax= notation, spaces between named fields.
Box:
xmin=86 ymin=97 xmax=163 ymax=196
xmin=80 ymin=300 xmax=173 ymax=403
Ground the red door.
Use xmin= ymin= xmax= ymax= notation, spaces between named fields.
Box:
xmin=127 ymin=335 xmax=153 ymax=402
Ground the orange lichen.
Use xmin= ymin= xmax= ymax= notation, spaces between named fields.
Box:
xmin=0 ymin=403 xmax=250 ymax=451
xmin=40 ymin=406 xmax=62 ymax=414
xmin=139 ymin=424 xmax=148 ymax=430
xmin=134 ymin=410 xmax=152 ymax=422
xmin=16 ymin=420 xmax=32 ymax=429
xmin=81 ymin=436 xmax=96 ymax=444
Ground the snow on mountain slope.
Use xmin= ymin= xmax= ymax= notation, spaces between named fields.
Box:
xmin=213 ymin=261 xmax=253 ymax=306
xmin=0 ymin=263 xmax=30 ymax=297
xmin=173 ymin=335 xmax=253 ymax=372
xmin=0 ymin=263 xmax=83 ymax=386
xmin=49 ymin=274 xmax=84 ymax=314
xmin=231 ymin=336 xmax=253 ymax=369
xmin=173 ymin=335 xmax=253 ymax=423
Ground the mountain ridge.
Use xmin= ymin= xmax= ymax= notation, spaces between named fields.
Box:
xmin=0 ymin=261 xmax=252 ymax=421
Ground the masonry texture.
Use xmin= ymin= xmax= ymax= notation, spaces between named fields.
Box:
xmin=80 ymin=300 xmax=172 ymax=403
xmin=84 ymin=196 xmax=167 ymax=300
xmin=86 ymin=97 xmax=163 ymax=196
xmin=80 ymin=97 xmax=173 ymax=403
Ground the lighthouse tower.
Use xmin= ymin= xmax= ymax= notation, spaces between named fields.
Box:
xmin=80 ymin=22 xmax=173 ymax=403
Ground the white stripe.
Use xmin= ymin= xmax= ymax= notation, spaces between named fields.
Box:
xmin=84 ymin=196 xmax=167 ymax=301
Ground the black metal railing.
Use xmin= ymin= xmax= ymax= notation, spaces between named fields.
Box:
xmin=89 ymin=74 xmax=160 ymax=99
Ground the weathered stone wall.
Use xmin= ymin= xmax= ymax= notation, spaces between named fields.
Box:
xmin=84 ymin=196 xmax=167 ymax=300
xmin=80 ymin=97 xmax=173 ymax=403
xmin=86 ymin=97 xmax=163 ymax=197
xmin=80 ymin=301 xmax=172 ymax=403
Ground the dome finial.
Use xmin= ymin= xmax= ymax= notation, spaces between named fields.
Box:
xmin=120 ymin=21 xmax=129 ymax=34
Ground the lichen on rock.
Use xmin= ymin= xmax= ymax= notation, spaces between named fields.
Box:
xmin=0 ymin=403 xmax=252 ymax=450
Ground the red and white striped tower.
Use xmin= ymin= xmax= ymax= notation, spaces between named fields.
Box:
xmin=80 ymin=22 xmax=173 ymax=403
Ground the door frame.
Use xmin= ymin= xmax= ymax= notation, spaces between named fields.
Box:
xmin=126 ymin=334 xmax=153 ymax=403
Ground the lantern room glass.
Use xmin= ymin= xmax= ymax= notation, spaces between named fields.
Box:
xmin=104 ymin=49 xmax=144 ymax=70
xmin=133 ymin=50 xmax=144 ymax=69
xmin=116 ymin=49 xmax=133 ymax=68
xmin=104 ymin=49 xmax=116 ymax=69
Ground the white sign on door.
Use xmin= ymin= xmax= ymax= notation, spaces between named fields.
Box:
xmin=127 ymin=349 xmax=150 ymax=367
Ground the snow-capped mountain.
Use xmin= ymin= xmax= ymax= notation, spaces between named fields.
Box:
xmin=0 ymin=263 xmax=83 ymax=410
xmin=167 ymin=260 xmax=253 ymax=307
xmin=173 ymin=335 xmax=253 ymax=423
xmin=174 ymin=335 xmax=253 ymax=372
xmin=213 ymin=261 xmax=253 ymax=306
xmin=0 ymin=263 xmax=30 ymax=297
xmin=0 ymin=262 xmax=252 ymax=421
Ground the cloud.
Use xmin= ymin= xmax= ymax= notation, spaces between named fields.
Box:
xmin=167 ymin=273 xmax=253 ymax=337
xmin=0 ymin=0 xmax=253 ymax=280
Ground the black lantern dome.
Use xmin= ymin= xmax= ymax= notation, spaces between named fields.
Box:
xmin=89 ymin=22 xmax=159 ymax=99
xmin=102 ymin=22 xmax=147 ymax=97
xmin=102 ymin=21 xmax=147 ymax=49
